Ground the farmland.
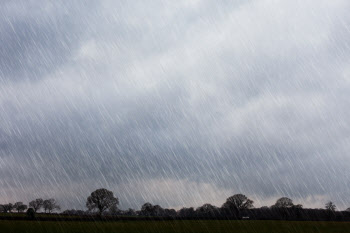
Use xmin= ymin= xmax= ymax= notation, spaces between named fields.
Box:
xmin=0 ymin=220 xmax=349 ymax=233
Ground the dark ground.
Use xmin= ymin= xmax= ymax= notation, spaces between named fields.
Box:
xmin=1 ymin=220 xmax=350 ymax=233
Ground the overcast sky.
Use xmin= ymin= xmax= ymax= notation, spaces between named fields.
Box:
xmin=0 ymin=0 xmax=350 ymax=211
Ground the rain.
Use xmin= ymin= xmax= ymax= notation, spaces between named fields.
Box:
xmin=0 ymin=0 xmax=350 ymax=216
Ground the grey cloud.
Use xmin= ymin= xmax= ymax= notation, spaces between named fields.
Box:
xmin=0 ymin=1 xmax=100 ymax=82
xmin=0 ymin=0 xmax=350 ymax=210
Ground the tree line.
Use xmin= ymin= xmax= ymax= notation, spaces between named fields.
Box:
xmin=0 ymin=198 xmax=60 ymax=214
xmin=2 ymin=188 xmax=350 ymax=221
xmin=63 ymin=188 xmax=350 ymax=221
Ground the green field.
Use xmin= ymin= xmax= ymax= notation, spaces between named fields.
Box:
xmin=1 ymin=220 xmax=350 ymax=233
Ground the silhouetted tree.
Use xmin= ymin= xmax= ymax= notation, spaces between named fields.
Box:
xmin=196 ymin=203 xmax=219 ymax=217
xmin=272 ymin=197 xmax=294 ymax=208
xmin=325 ymin=201 xmax=336 ymax=211
xmin=43 ymin=199 xmax=60 ymax=213
xmin=346 ymin=207 xmax=350 ymax=212
xmin=139 ymin=203 xmax=176 ymax=217
xmin=178 ymin=207 xmax=195 ymax=217
xmin=164 ymin=208 xmax=177 ymax=217
xmin=324 ymin=201 xmax=336 ymax=220
xmin=86 ymin=188 xmax=119 ymax=216
xmin=2 ymin=203 xmax=14 ymax=213
xmin=222 ymin=194 xmax=254 ymax=218
xmin=124 ymin=208 xmax=137 ymax=216
xmin=271 ymin=197 xmax=302 ymax=220
xmin=29 ymin=199 xmax=44 ymax=213
xmin=292 ymin=204 xmax=303 ymax=219
xmin=62 ymin=209 xmax=86 ymax=216
xmin=26 ymin=208 xmax=35 ymax=219
xmin=153 ymin=205 xmax=165 ymax=216
xmin=140 ymin=203 xmax=155 ymax=216
xmin=14 ymin=202 xmax=27 ymax=213
xmin=108 ymin=204 xmax=120 ymax=215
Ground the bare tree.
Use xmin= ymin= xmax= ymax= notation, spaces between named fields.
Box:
xmin=13 ymin=202 xmax=27 ymax=213
xmin=43 ymin=199 xmax=61 ymax=213
xmin=29 ymin=199 xmax=44 ymax=213
xmin=325 ymin=201 xmax=336 ymax=211
xmin=86 ymin=188 xmax=119 ymax=216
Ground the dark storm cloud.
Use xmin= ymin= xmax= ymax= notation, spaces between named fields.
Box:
xmin=0 ymin=0 xmax=350 ymax=210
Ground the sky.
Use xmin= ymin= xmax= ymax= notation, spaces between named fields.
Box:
xmin=0 ymin=0 xmax=350 ymax=211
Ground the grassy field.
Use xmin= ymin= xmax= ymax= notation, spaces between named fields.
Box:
xmin=0 ymin=220 xmax=350 ymax=233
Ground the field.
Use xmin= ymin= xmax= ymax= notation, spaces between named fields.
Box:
xmin=0 ymin=220 xmax=350 ymax=233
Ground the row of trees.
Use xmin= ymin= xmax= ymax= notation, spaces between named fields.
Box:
xmin=2 ymin=188 xmax=347 ymax=221
xmin=0 ymin=202 xmax=27 ymax=213
xmin=79 ymin=189 xmax=349 ymax=220
xmin=0 ymin=198 xmax=60 ymax=214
